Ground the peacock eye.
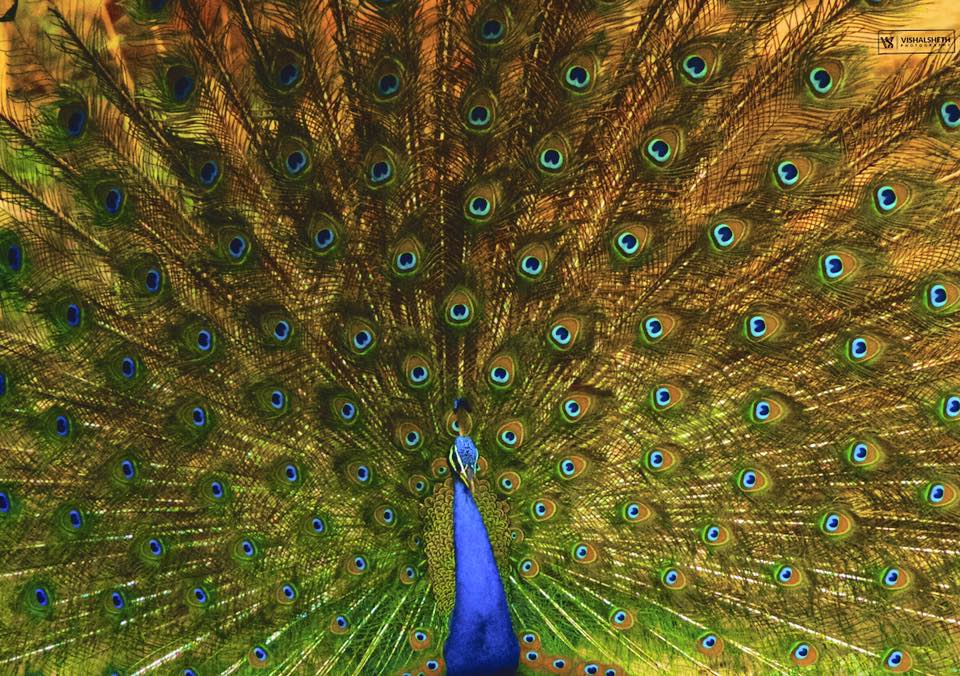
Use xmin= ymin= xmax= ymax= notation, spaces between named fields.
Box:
xmin=198 ymin=159 xmax=220 ymax=188
xmin=144 ymin=268 xmax=162 ymax=293
xmin=707 ymin=217 xmax=748 ymax=252
xmin=941 ymin=394 xmax=960 ymax=420
xmin=875 ymin=185 xmax=897 ymax=211
xmin=565 ymin=65 xmax=590 ymax=89
xmin=808 ymin=67 xmax=833 ymax=94
xmin=277 ymin=62 xmax=301 ymax=89
xmin=777 ymin=161 xmax=798 ymax=186
xmin=314 ymin=227 xmax=336 ymax=251
xmin=120 ymin=356 xmax=138 ymax=380
xmin=940 ymin=100 xmax=960 ymax=129
xmin=479 ymin=18 xmax=504 ymax=43
xmin=650 ymin=383 xmax=684 ymax=412
xmin=646 ymin=137 xmax=672 ymax=164
xmin=923 ymin=480 xmax=958 ymax=508
xmin=378 ymin=73 xmax=399 ymax=97
xmin=539 ymin=148 xmax=564 ymax=172
xmin=713 ymin=223 xmax=734 ymax=247
xmin=883 ymin=649 xmax=910 ymax=671
xmin=683 ymin=54 xmax=707 ymax=80
xmin=468 ymin=105 xmax=491 ymax=127
xmin=165 ymin=64 xmax=196 ymax=104
xmin=370 ymin=160 xmax=392 ymax=184
xmin=59 ymin=101 xmax=88 ymax=138
xmin=286 ymin=150 xmax=308 ymax=175
xmin=818 ymin=509 xmax=854 ymax=537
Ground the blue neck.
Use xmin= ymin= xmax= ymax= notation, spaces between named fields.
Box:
xmin=443 ymin=480 xmax=519 ymax=676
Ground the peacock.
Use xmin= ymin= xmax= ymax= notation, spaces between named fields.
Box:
xmin=2 ymin=0 xmax=960 ymax=672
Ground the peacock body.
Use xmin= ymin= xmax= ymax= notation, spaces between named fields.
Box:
xmin=1 ymin=0 xmax=960 ymax=673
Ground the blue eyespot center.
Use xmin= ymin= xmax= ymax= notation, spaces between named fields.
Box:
xmin=353 ymin=330 xmax=372 ymax=350
xmin=683 ymin=54 xmax=707 ymax=79
xmin=941 ymin=101 xmax=960 ymax=128
xmin=145 ymin=268 xmax=161 ymax=293
xmin=644 ymin=317 xmax=663 ymax=338
xmin=565 ymin=65 xmax=589 ymax=89
xmin=876 ymin=185 xmax=897 ymax=212
xmin=370 ymin=160 xmax=392 ymax=183
xmin=192 ymin=406 xmax=207 ymax=427
xmin=944 ymin=395 xmax=960 ymax=418
xmin=551 ymin=324 xmax=571 ymax=344
xmin=930 ymin=484 xmax=946 ymax=502
xmin=228 ymin=235 xmax=247 ymax=259
xmin=279 ymin=63 xmax=301 ymax=88
xmin=539 ymin=148 xmax=564 ymax=171
xmin=850 ymin=337 xmax=868 ymax=359
xmin=470 ymin=196 xmax=490 ymax=216
xmin=121 ymin=357 xmax=136 ymax=379
xmin=378 ymin=73 xmax=400 ymax=96
xmin=55 ymin=415 xmax=70 ymax=437
xmin=66 ymin=303 xmax=81 ymax=327
xmin=314 ymin=227 xmax=335 ymax=250
xmin=754 ymin=400 xmax=771 ymax=420
xmin=172 ymin=75 xmax=195 ymax=102
xmin=199 ymin=161 xmax=219 ymax=186
xmin=777 ymin=161 xmax=800 ymax=186
xmin=66 ymin=110 xmax=86 ymax=137
xmin=712 ymin=223 xmax=734 ymax=247
xmin=210 ymin=481 xmax=224 ymax=498
xmin=6 ymin=243 xmax=22 ymax=272
xmin=196 ymin=329 xmax=212 ymax=351
xmin=481 ymin=19 xmax=504 ymax=42
xmin=647 ymin=138 xmax=671 ymax=163
xmin=809 ymin=67 xmax=832 ymax=93
xmin=396 ymin=251 xmax=416 ymax=270
xmin=286 ymin=150 xmax=308 ymax=175
xmin=103 ymin=188 xmax=124 ymax=215
xmin=469 ymin=105 xmax=491 ymax=126
xmin=617 ymin=231 xmax=639 ymax=255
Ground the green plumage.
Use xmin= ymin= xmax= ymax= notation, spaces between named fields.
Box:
xmin=0 ymin=0 xmax=959 ymax=673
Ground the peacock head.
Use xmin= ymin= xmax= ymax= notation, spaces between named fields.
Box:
xmin=449 ymin=398 xmax=479 ymax=491
xmin=449 ymin=435 xmax=479 ymax=492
